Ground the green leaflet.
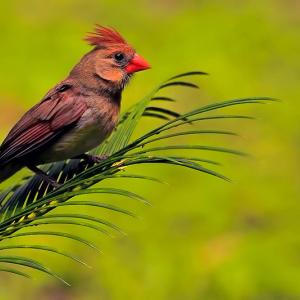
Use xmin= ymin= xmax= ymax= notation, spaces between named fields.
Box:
xmin=0 ymin=267 xmax=31 ymax=279
xmin=3 ymin=231 xmax=101 ymax=253
xmin=0 ymin=255 xmax=69 ymax=285
xmin=0 ymin=245 xmax=90 ymax=268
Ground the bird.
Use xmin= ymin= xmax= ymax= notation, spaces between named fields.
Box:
xmin=0 ymin=25 xmax=150 ymax=187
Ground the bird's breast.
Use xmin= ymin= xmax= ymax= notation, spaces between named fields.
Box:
xmin=37 ymin=101 xmax=119 ymax=163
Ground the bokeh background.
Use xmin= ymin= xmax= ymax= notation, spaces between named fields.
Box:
xmin=0 ymin=0 xmax=299 ymax=299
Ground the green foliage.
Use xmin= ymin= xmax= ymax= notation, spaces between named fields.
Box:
xmin=0 ymin=72 xmax=270 ymax=284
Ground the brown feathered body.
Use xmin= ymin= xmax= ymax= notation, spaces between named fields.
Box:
xmin=37 ymin=82 xmax=120 ymax=164
xmin=0 ymin=26 xmax=150 ymax=183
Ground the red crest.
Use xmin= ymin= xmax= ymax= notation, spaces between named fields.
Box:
xmin=85 ymin=25 xmax=127 ymax=48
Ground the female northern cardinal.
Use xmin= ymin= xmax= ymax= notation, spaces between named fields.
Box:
xmin=0 ymin=25 xmax=150 ymax=186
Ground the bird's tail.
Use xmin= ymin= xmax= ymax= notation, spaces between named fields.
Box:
xmin=0 ymin=163 xmax=22 ymax=184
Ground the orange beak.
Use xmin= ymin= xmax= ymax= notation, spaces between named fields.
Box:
xmin=125 ymin=53 xmax=150 ymax=74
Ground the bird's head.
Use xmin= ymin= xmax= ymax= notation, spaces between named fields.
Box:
xmin=82 ymin=25 xmax=150 ymax=90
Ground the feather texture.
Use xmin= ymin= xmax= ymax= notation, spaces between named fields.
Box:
xmin=0 ymin=83 xmax=87 ymax=165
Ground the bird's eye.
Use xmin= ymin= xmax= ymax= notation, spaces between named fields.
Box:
xmin=114 ymin=52 xmax=125 ymax=62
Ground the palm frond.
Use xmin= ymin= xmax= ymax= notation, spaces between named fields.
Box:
xmin=0 ymin=71 xmax=272 ymax=283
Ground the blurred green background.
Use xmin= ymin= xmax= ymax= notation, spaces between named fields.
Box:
xmin=0 ymin=0 xmax=299 ymax=299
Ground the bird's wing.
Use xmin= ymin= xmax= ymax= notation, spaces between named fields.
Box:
xmin=0 ymin=84 xmax=87 ymax=165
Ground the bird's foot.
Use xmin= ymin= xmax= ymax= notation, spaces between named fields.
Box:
xmin=43 ymin=176 xmax=61 ymax=188
xmin=26 ymin=165 xmax=61 ymax=188
xmin=73 ymin=154 xmax=109 ymax=164
xmin=88 ymin=154 xmax=109 ymax=163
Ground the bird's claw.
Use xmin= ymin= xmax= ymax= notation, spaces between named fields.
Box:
xmin=74 ymin=154 xmax=109 ymax=164
xmin=48 ymin=178 xmax=62 ymax=189
xmin=90 ymin=154 xmax=109 ymax=163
